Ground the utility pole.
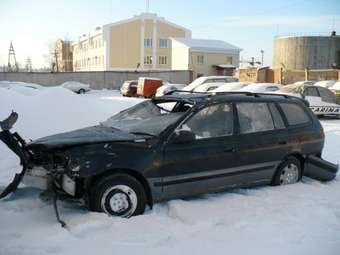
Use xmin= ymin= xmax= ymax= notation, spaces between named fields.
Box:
xmin=52 ymin=49 xmax=59 ymax=72
xmin=7 ymin=41 xmax=19 ymax=72
xmin=145 ymin=0 xmax=150 ymax=12
xmin=25 ymin=57 xmax=32 ymax=72
xmin=260 ymin=50 xmax=264 ymax=66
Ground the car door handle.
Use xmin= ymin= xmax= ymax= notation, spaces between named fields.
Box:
xmin=278 ymin=140 xmax=287 ymax=145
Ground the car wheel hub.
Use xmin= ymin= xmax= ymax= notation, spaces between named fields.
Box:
xmin=101 ymin=185 xmax=138 ymax=217
xmin=280 ymin=163 xmax=299 ymax=185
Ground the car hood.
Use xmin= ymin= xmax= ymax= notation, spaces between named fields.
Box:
xmin=27 ymin=125 xmax=141 ymax=150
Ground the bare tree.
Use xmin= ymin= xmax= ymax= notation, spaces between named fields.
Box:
xmin=42 ymin=39 xmax=57 ymax=71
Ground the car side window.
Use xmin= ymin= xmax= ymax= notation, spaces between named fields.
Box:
xmin=180 ymin=103 xmax=233 ymax=139
xmin=268 ymin=103 xmax=285 ymax=129
xmin=279 ymin=103 xmax=310 ymax=126
xmin=305 ymin=87 xmax=319 ymax=97
xmin=237 ymin=103 xmax=274 ymax=134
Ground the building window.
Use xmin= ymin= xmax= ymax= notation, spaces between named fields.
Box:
xmin=159 ymin=56 xmax=167 ymax=65
xmin=144 ymin=56 xmax=153 ymax=65
xmin=159 ymin=39 xmax=168 ymax=48
xmin=144 ymin=38 xmax=153 ymax=48
xmin=197 ymin=55 xmax=204 ymax=65
xmin=226 ymin=56 xmax=233 ymax=65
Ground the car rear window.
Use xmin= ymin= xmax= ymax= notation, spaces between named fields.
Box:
xmin=236 ymin=103 xmax=274 ymax=134
xmin=279 ymin=103 xmax=310 ymax=126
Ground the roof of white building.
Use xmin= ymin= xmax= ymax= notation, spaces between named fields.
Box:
xmin=171 ymin=38 xmax=242 ymax=53
xmin=103 ymin=13 xmax=191 ymax=38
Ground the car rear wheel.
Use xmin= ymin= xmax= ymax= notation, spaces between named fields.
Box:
xmin=89 ymin=174 xmax=146 ymax=217
xmin=272 ymin=157 xmax=301 ymax=186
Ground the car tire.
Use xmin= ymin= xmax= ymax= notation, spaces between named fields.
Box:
xmin=272 ymin=156 xmax=302 ymax=186
xmin=89 ymin=174 xmax=146 ymax=217
xmin=78 ymin=89 xmax=86 ymax=94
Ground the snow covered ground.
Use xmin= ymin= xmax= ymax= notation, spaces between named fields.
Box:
xmin=0 ymin=83 xmax=339 ymax=255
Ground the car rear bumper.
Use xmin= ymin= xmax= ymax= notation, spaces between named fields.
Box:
xmin=304 ymin=155 xmax=338 ymax=181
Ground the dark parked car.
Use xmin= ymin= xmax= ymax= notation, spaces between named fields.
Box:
xmin=120 ymin=80 xmax=138 ymax=97
xmin=0 ymin=92 xmax=338 ymax=220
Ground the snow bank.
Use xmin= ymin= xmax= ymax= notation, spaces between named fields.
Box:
xmin=0 ymin=82 xmax=339 ymax=255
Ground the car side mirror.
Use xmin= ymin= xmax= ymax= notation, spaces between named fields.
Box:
xmin=173 ymin=130 xmax=196 ymax=144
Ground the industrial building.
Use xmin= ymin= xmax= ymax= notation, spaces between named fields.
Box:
xmin=273 ymin=31 xmax=340 ymax=70
xmin=71 ymin=13 xmax=241 ymax=77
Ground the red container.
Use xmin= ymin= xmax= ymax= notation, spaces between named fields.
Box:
xmin=137 ymin=77 xmax=163 ymax=97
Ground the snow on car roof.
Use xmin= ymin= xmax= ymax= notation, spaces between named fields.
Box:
xmin=212 ymin=82 xmax=250 ymax=92
xmin=330 ymin=82 xmax=340 ymax=90
xmin=238 ymin=83 xmax=282 ymax=92
xmin=314 ymin=80 xmax=336 ymax=87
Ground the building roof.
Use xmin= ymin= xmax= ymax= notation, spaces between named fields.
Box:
xmin=103 ymin=13 xmax=191 ymax=38
xmin=171 ymin=38 xmax=242 ymax=54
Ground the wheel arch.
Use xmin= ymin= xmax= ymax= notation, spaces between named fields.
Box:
xmin=284 ymin=152 xmax=305 ymax=173
xmin=85 ymin=168 xmax=154 ymax=208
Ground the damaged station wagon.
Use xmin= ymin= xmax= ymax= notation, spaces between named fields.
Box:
xmin=0 ymin=91 xmax=338 ymax=223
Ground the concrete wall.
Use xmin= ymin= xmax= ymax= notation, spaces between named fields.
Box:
xmin=0 ymin=70 xmax=192 ymax=90
xmin=273 ymin=35 xmax=340 ymax=70
xmin=238 ymin=67 xmax=339 ymax=84
xmin=273 ymin=68 xmax=339 ymax=84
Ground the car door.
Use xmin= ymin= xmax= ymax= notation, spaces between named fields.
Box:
xmin=160 ymin=103 xmax=240 ymax=200
xmin=233 ymin=102 xmax=290 ymax=185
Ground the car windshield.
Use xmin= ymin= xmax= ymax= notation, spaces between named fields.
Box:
xmin=183 ymin=77 xmax=206 ymax=91
xmin=101 ymin=100 xmax=191 ymax=136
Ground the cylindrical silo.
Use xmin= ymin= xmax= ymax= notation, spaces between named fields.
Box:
xmin=273 ymin=33 xmax=340 ymax=70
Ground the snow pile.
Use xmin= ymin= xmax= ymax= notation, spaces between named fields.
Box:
xmin=0 ymin=82 xmax=339 ymax=255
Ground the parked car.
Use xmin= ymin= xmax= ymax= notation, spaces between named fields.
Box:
xmin=211 ymin=82 xmax=251 ymax=92
xmin=237 ymin=83 xmax=282 ymax=93
xmin=0 ymin=92 xmax=337 ymax=220
xmin=278 ymin=84 xmax=340 ymax=117
xmin=193 ymin=82 xmax=226 ymax=92
xmin=0 ymin=82 xmax=45 ymax=96
xmin=137 ymin=77 xmax=163 ymax=97
xmin=329 ymin=81 xmax=340 ymax=96
xmin=294 ymin=81 xmax=316 ymax=86
xmin=155 ymin=83 xmax=186 ymax=97
xmin=120 ymin=80 xmax=138 ymax=97
xmin=314 ymin=80 xmax=337 ymax=88
xmin=183 ymin=76 xmax=238 ymax=92
xmin=61 ymin=81 xmax=91 ymax=94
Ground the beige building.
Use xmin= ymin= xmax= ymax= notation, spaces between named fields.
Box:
xmin=72 ymin=13 xmax=191 ymax=71
xmin=55 ymin=39 xmax=73 ymax=72
xmin=72 ymin=27 xmax=104 ymax=71
xmin=171 ymin=38 xmax=241 ymax=78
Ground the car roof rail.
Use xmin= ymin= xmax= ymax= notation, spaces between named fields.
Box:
xmin=164 ymin=90 xmax=208 ymax=95
xmin=211 ymin=91 xmax=254 ymax=96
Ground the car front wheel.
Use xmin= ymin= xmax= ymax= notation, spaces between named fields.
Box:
xmin=89 ymin=174 xmax=146 ymax=217
xmin=78 ymin=89 xmax=86 ymax=94
xmin=272 ymin=157 xmax=302 ymax=186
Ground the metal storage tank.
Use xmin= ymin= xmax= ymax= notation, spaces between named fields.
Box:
xmin=273 ymin=32 xmax=340 ymax=70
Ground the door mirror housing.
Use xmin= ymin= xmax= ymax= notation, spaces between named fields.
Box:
xmin=173 ymin=130 xmax=196 ymax=144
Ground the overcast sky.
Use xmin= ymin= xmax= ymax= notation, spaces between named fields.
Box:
xmin=0 ymin=0 xmax=339 ymax=68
